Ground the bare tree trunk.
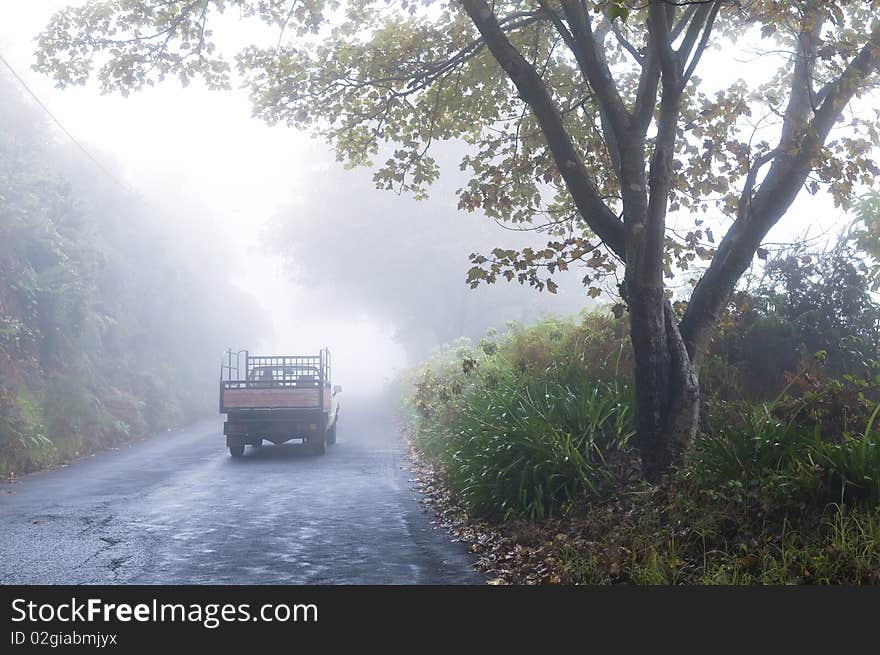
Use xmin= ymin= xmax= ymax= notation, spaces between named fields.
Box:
xmin=628 ymin=296 xmax=699 ymax=480
xmin=660 ymin=303 xmax=700 ymax=471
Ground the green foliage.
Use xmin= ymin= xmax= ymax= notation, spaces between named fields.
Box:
xmin=551 ymin=490 xmax=880 ymax=585
xmin=0 ymin=74 xmax=261 ymax=476
xmin=695 ymin=237 xmax=880 ymax=512
xmin=0 ymin=388 xmax=54 ymax=471
xmin=409 ymin=298 xmax=880 ymax=521
xmin=855 ymin=191 xmax=880 ymax=290
xmin=687 ymin=403 xmax=875 ymax=510
xmin=633 ymin=505 xmax=880 ymax=585
xmin=706 ymin=239 xmax=880 ymax=399
xmin=407 ymin=314 xmax=634 ymax=520
xmin=406 ymin=302 xmax=880 ymax=585
xmin=406 ymin=300 xmax=880 ymax=582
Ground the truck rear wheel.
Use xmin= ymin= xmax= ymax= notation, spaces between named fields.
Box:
xmin=308 ymin=431 xmax=326 ymax=455
xmin=327 ymin=423 xmax=337 ymax=445
xmin=229 ymin=442 xmax=245 ymax=458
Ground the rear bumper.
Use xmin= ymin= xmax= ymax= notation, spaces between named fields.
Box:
xmin=224 ymin=411 xmax=327 ymax=445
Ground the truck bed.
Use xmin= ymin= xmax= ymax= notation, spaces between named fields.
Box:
xmin=221 ymin=386 xmax=331 ymax=411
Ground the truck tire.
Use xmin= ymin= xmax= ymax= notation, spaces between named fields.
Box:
xmin=229 ymin=442 xmax=245 ymax=458
xmin=327 ymin=423 xmax=337 ymax=445
xmin=308 ymin=431 xmax=326 ymax=455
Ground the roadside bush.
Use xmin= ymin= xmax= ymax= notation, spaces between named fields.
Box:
xmin=0 ymin=386 xmax=54 ymax=474
xmin=404 ymin=236 xmax=880 ymax=586
xmin=686 ymin=392 xmax=880 ymax=510
xmin=705 ymin=240 xmax=880 ymax=401
xmin=688 ymin=236 xmax=880 ymax=512
xmin=407 ymin=315 xmax=634 ymax=520
xmin=405 ymin=307 xmax=880 ymax=583
xmin=408 ymin=310 xmax=880 ymax=521
xmin=404 ymin=240 xmax=880 ymax=582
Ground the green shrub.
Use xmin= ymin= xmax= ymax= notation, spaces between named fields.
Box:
xmin=705 ymin=240 xmax=880 ymax=400
xmin=686 ymin=392 xmax=880 ymax=509
xmin=0 ymin=387 xmax=55 ymax=476
xmin=407 ymin=314 xmax=634 ymax=520
xmin=810 ymin=403 xmax=880 ymax=505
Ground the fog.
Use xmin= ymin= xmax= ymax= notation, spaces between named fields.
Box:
xmin=0 ymin=2 xmax=592 ymax=393
xmin=3 ymin=2 xmax=879 ymax=596
xmin=0 ymin=2 xmax=857 ymax=395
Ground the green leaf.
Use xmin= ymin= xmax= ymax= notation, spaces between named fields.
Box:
xmin=607 ymin=3 xmax=630 ymax=22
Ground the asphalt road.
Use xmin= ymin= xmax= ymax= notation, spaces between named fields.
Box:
xmin=0 ymin=398 xmax=483 ymax=584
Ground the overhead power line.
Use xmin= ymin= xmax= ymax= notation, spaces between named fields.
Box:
xmin=0 ymin=49 xmax=136 ymax=195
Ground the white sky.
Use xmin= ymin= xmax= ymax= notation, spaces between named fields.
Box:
xmin=0 ymin=3 xmax=867 ymax=389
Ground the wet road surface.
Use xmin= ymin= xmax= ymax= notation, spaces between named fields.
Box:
xmin=0 ymin=399 xmax=482 ymax=584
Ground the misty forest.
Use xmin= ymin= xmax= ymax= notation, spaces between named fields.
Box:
xmin=1 ymin=0 xmax=880 ymax=585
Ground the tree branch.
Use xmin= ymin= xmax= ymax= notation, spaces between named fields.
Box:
xmin=458 ymin=0 xmax=626 ymax=258
xmin=633 ymin=27 xmax=661 ymax=134
xmin=558 ymin=0 xmax=631 ymax=140
xmin=778 ymin=9 xmax=823 ymax=147
xmin=680 ymin=20 xmax=880 ymax=362
xmin=677 ymin=2 xmax=713 ymax=66
xmin=681 ymin=1 xmax=719 ymax=85
xmin=811 ymin=22 xmax=880 ymax=139
xmin=649 ymin=0 xmax=682 ymax=84
xmin=643 ymin=2 xmax=686 ymax=290
xmin=736 ymin=148 xmax=777 ymax=215
xmin=611 ymin=20 xmax=644 ymax=65
xmin=670 ymin=4 xmax=698 ymax=40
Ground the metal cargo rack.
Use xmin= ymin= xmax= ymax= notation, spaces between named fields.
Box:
xmin=220 ymin=349 xmax=333 ymax=411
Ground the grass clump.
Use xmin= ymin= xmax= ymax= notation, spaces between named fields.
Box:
xmin=687 ymin=388 xmax=880 ymax=510
xmin=406 ymin=314 xmax=634 ymax=520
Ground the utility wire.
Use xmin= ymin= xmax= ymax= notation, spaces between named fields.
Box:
xmin=0 ymin=49 xmax=137 ymax=196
